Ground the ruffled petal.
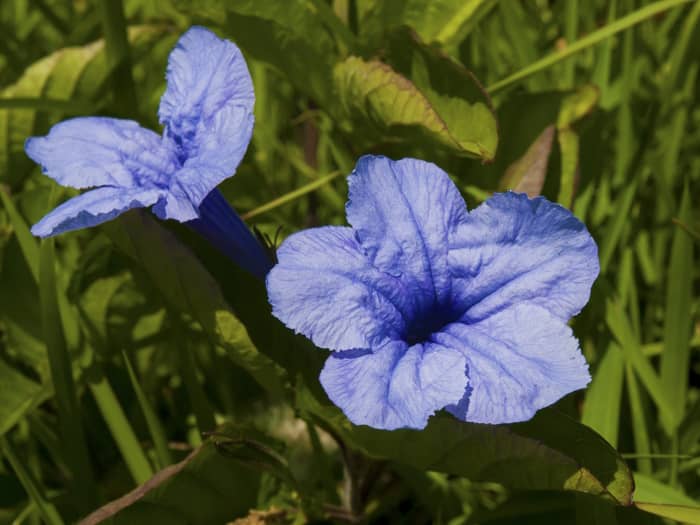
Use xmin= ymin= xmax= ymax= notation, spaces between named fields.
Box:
xmin=169 ymin=102 xmax=254 ymax=212
xmin=267 ymin=226 xmax=412 ymax=351
xmin=437 ymin=304 xmax=590 ymax=424
xmin=25 ymin=117 xmax=176 ymax=190
xmin=320 ymin=340 xmax=468 ymax=430
xmin=346 ymin=156 xmax=467 ymax=310
xmin=158 ymin=26 xmax=254 ymax=158
xmin=31 ymin=186 xmax=164 ymax=238
xmin=449 ymin=192 xmax=599 ymax=322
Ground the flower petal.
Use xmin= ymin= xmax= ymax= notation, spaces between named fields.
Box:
xmin=438 ymin=304 xmax=590 ymax=424
xmin=25 ymin=117 xmax=176 ymax=190
xmin=167 ymin=102 xmax=254 ymax=215
xmin=346 ymin=156 xmax=467 ymax=316
xmin=449 ymin=192 xmax=599 ymax=322
xmin=31 ymin=186 xmax=164 ymax=238
xmin=158 ymin=26 xmax=254 ymax=157
xmin=320 ymin=340 xmax=468 ymax=430
xmin=267 ymin=226 xmax=411 ymax=351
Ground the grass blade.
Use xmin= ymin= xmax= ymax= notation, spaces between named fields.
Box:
xmin=606 ymin=300 xmax=676 ymax=435
xmin=39 ymin=238 xmax=97 ymax=511
xmin=0 ymin=436 xmax=64 ymax=525
xmin=626 ymin=364 xmax=652 ymax=475
xmin=242 ymin=170 xmax=342 ymax=220
xmin=0 ymin=186 xmax=39 ymax=282
xmin=88 ymin=371 xmax=154 ymax=485
xmin=582 ymin=343 xmax=624 ymax=447
xmin=97 ymin=0 xmax=137 ymax=117
xmin=488 ymin=0 xmax=693 ymax=93
xmin=660 ymin=182 xmax=694 ymax=482
xmin=122 ymin=351 xmax=173 ymax=469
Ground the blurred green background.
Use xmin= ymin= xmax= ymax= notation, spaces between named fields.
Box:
xmin=0 ymin=0 xmax=698 ymax=523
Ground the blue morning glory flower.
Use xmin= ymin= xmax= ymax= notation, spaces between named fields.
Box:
xmin=25 ymin=26 xmax=271 ymax=279
xmin=267 ymin=155 xmax=599 ymax=430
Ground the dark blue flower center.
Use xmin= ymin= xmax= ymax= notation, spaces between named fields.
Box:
xmin=403 ymin=302 xmax=462 ymax=346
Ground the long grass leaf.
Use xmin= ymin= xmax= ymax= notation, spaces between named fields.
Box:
xmin=0 ymin=436 xmax=64 ymax=525
xmin=0 ymin=187 xmax=39 ymax=282
xmin=606 ymin=300 xmax=676 ymax=435
xmin=122 ymin=351 xmax=173 ymax=469
xmin=582 ymin=343 xmax=624 ymax=447
xmin=488 ymin=0 xmax=693 ymax=93
xmin=39 ymin=239 xmax=97 ymax=511
xmin=242 ymin=170 xmax=342 ymax=220
xmin=88 ymin=371 xmax=154 ymax=485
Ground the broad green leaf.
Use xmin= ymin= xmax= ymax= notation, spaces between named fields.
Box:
xmin=79 ymin=435 xmax=260 ymax=525
xmin=660 ymin=182 xmax=694 ymax=431
xmin=105 ymin=211 xmax=287 ymax=398
xmin=298 ymin=386 xmax=634 ymax=504
xmin=499 ymin=125 xmax=555 ymax=196
xmin=582 ymin=343 xmax=624 ymax=447
xmin=334 ymin=52 xmax=497 ymax=160
xmin=468 ymin=491 xmax=661 ymax=525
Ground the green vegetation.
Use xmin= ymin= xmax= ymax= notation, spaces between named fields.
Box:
xmin=0 ymin=1 xmax=698 ymax=523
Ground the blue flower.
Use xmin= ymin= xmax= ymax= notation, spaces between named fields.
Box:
xmin=267 ymin=155 xmax=598 ymax=430
xmin=25 ymin=26 xmax=271 ymax=278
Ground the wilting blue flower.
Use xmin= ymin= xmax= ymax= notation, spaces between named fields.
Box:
xmin=25 ymin=26 xmax=271 ymax=278
xmin=267 ymin=155 xmax=598 ymax=430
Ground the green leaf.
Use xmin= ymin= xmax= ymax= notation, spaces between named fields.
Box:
xmin=179 ymin=0 xmax=338 ymax=106
xmin=556 ymin=84 xmax=599 ymax=209
xmin=79 ymin=435 xmax=261 ymax=525
xmin=633 ymin=473 xmax=700 ymax=506
xmin=660 ymin=182 xmax=694 ymax=431
xmin=0 ymin=358 xmax=46 ymax=436
xmin=334 ymin=46 xmax=497 ymax=161
xmin=39 ymin=238 xmax=97 ymax=511
xmin=635 ymin=502 xmax=700 ymax=525
xmin=606 ymin=300 xmax=677 ymax=435
xmin=582 ymin=343 xmax=624 ymax=447
xmin=488 ymin=0 xmax=695 ymax=93
xmin=298 ymin=386 xmax=634 ymax=504
xmin=0 ymin=25 xmax=164 ymax=187
xmin=359 ymin=0 xmax=498 ymax=51
xmin=105 ymin=211 xmax=287 ymax=399
xmin=0 ymin=436 xmax=64 ymax=525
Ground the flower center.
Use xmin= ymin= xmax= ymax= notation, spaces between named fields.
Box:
xmin=403 ymin=303 xmax=461 ymax=346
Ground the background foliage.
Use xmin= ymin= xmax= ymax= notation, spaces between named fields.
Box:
xmin=0 ymin=0 xmax=699 ymax=523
